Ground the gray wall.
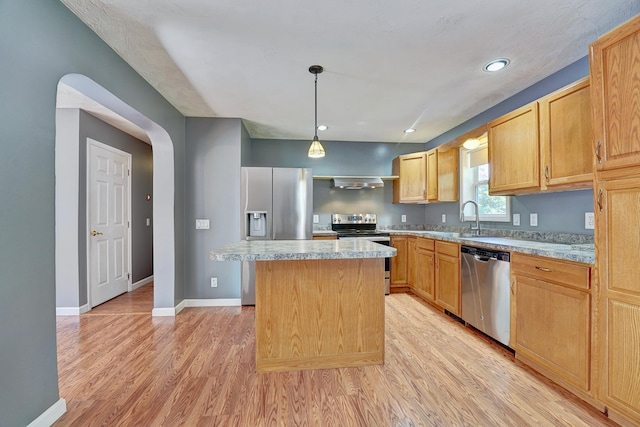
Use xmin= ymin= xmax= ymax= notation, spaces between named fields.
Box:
xmin=185 ymin=118 xmax=243 ymax=299
xmin=424 ymin=190 xmax=595 ymax=234
xmin=250 ymin=139 xmax=427 ymax=226
xmin=0 ymin=2 xmax=185 ymax=425
xmin=423 ymin=57 xmax=595 ymax=235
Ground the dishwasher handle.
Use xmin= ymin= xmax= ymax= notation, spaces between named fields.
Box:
xmin=474 ymin=255 xmax=492 ymax=263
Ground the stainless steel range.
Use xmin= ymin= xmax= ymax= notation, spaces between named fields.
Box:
xmin=332 ymin=214 xmax=391 ymax=294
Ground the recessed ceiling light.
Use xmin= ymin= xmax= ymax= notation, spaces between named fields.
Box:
xmin=404 ymin=128 xmax=416 ymax=133
xmin=317 ymin=125 xmax=328 ymax=131
xmin=484 ymin=59 xmax=510 ymax=72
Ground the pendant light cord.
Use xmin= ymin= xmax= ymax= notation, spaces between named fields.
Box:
xmin=314 ymin=73 xmax=318 ymax=139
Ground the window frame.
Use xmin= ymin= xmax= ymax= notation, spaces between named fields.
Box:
xmin=459 ymin=145 xmax=511 ymax=223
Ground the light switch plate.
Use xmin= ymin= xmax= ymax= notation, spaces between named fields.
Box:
xmin=530 ymin=213 xmax=538 ymax=227
xmin=441 ymin=214 xmax=446 ymax=223
xmin=196 ymin=219 xmax=210 ymax=230
xmin=401 ymin=215 xmax=407 ymax=223
xmin=585 ymin=212 xmax=595 ymax=230
xmin=513 ymin=213 xmax=520 ymax=226
xmin=313 ymin=214 xmax=319 ymax=224
xmin=146 ymin=218 xmax=151 ymax=227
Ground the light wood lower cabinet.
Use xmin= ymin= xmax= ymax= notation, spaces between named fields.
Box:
xmin=390 ymin=236 xmax=408 ymax=291
xmin=511 ymin=253 xmax=596 ymax=406
xmin=312 ymin=235 xmax=337 ymax=240
xmin=407 ymin=237 xmax=417 ymax=289
xmin=435 ymin=241 xmax=460 ymax=315
xmin=414 ymin=238 xmax=435 ymax=302
xmin=594 ymin=175 xmax=640 ymax=423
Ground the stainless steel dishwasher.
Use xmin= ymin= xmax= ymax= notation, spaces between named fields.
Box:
xmin=461 ymin=246 xmax=511 ymax=347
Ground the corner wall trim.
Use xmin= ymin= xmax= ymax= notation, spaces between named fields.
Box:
xmin=130 ymin=275 xmax=154 ymax=292
xmin=184 ymin=299 xmax=242 ymax=307
xmin=27 ymin=398 xmax=66 ymax=427
xmin=56 ymin=304 xmax=90 ymax=315
xmin=152 ymin=307 xmax=177 ymax=317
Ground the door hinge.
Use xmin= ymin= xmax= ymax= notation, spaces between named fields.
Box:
xmin=128 ymin=221 xmax=130 ymax=228
xmin=128 ymin=169 xmax=130 ymax=176
xmin=127 ymin=273 xmax=131 ymax=280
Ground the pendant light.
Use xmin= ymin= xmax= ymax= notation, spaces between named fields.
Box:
xmin=308 ymin=65 xmax=325 ymax=158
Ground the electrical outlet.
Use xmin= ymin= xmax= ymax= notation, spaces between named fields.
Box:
xmin=530 ymin=213 xmax=538 ymax=227
xmin=313 ymin=214 xmax=319 ymax=224
xmin=196 ymin=219 xmax=210 ymax=230
xmin=441 ymin=214 xmax=446 ymax=223
xmin=401 ymin=215 xmax=407 ymax=223
xmin=210 ymin=277 xmax=217 ymax=287
xmin=585 ymin=212 xmax=595 ymax=230
xmin=513 ymin=213 xmax=520 ymax=226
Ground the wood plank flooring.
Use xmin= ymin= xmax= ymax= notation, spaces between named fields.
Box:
xmin=54 ymin=286 xmax=615 ymax=426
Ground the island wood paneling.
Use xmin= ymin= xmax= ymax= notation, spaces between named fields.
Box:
xmin=255 ymin=258 xmax=384 ymax=373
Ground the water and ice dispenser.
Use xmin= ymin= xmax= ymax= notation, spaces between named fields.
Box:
xmin=246 ymin=211 xmax=267 ymax=238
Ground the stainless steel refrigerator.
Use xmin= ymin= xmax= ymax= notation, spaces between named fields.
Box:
xmin=240 ymin=167 xmax=313 ymax=305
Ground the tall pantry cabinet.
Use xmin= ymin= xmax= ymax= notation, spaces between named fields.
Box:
xmin=590 ymin=14 xmax=640 ymax=426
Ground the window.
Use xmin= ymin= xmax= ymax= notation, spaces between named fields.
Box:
xmin=460 ymin=142 xmax=510 ymax=222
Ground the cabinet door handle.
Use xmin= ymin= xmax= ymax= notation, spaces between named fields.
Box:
xmin=534 ymin=266 xmax=552 ymax=272
xmin=595 ymin=141 xmax=602 ymax=163
xmin=597 ymin=188 xmax=603 ymax=211
xmin=510 ymin=280 xmax=515 ymax=295
xmin=544 ymin=165 xmax=550 ymax=183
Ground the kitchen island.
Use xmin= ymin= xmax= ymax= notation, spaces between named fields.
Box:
xmin=210 ymin=240 xmax=396 ymax=373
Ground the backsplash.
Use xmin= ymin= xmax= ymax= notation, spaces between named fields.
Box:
xmin=381 ymin=224 xmax=594 ymax=245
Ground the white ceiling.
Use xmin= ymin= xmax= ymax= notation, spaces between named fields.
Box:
xmin=61 ymin=0 xmax=639 ymax=144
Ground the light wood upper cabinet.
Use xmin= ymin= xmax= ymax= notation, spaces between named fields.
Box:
xmin=392 ymin=153 xmax=426 ymax=203
xmin=488 ymin=102 xmax=540 ymax=195
xmin=426 ymin=150 xmax=438 ymax=201
xmin=539 ymin=77 xmax=593 ymax=190
xmin=591 ymin=15 xmax=640 ymax=172
xmin=435 ymin=241 xmax=460 ymax=315
xmin=393 ymin=148 xmax=458 ymax=203
xmin=511 ymin=254 xmax=592 ymax=397
xmin=434 ymin=148 xmax=459 ymax=202
xmin=489 ymin=78 xmax=593 ymax=195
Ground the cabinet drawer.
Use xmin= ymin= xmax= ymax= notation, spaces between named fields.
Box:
xmin=511 ymin=253 xmax=590 ymax=291
xmin=435 ymin=241 xmax=459 ymax=257
xmin=417 ymin=237 xmax=435 ymax=251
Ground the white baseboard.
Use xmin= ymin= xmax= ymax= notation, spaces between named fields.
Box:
xmin=175 ymin=299 xmax=186 ymax=315
xmin=151 ymin=307 xmax=177 ymax=317
xmin=184 ymin=299 xmax=242 ymax=307
xmin=56 ymin=304 xmax=90 ymax=315
xmin=129 ymin=275 xmax=154 ymax=292
xmin=151 ymin=299 xmax=241 ymax=316
xmin=27 ymin=398 xmax=66 ymax=427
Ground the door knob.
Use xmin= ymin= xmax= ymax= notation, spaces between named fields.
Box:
xmin=91 ymin=230 xmax=104 ymax=236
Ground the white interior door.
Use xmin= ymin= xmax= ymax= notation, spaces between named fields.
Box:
xmin=88 ymin=139 xmax=130 ymax=307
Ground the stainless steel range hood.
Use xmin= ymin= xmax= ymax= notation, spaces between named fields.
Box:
xmin=330 ymin=177 xmax=384 ymax=189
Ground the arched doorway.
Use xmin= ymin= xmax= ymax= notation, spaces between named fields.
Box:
xmin=55 ymin=74 xmax=176 ymax=314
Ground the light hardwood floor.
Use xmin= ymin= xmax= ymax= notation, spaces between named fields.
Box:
xmin=54 ymin=285 xmax=614 ymax=426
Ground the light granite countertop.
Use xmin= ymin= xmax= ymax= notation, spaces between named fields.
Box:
xmin=389 ymin=231 xmax=594 ymax=264
xmin=210 ymin=239 xmax=396 ymax=262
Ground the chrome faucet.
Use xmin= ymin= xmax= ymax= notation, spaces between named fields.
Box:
xmin=460 ymin=200 xmax=480 ymax=236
